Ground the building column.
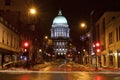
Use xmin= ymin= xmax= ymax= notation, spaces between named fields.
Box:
xmin=1 ymin=54 xmax=4 ymax=69
xmin=0 ymin=54 xmax=2 ymax=69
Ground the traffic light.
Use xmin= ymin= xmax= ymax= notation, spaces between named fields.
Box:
xmin=67 ymin=54 xmax=72 ymax=58
xmin=24 ymin=48 xmax=28 ymax=52
xmin=94 ymin=42 xmax=101 ymax=53
xmin=68 ymin=54 xmax=71 ymax=57
xmin=23 ymin=41 xmax=30 ymax=52
xmin=23 ymin=42 xmax=29 ymax=48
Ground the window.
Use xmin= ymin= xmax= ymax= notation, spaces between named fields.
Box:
xmin=103 ymin=55 xmax=106 ymax=66
xmin=11 ymin=34 xmax=13 ymax=46
xmin=116 ymin=27 xmax=119 ymax=42
xmin=7 ymin=33 xmax=8 ymax=45
xmin=14 ymin=37 xmax=15 ymax=48
xmin=116 ymin=26 xmax=120 ymax=42
xmin=109 ymin=51 xmax=113 ymax=66
xmin=2 ymin=31 xmax=4 ymax=43
xmin=109 ymin=32 xmax=113 ymax=44
xmin=119 ymin=26 xmax=120 ymax=40
xmin=102 ymin=18 xmax=105 ymax=34
xmin=5 ymin=0 xmax=11 ymax=6
xmin=117 ymin=49 xmax=120 ymax=67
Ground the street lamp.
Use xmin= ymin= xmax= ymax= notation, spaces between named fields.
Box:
xmin=29 ymin=8 xmax=36 ymax=15
xmin=80 ymin=22 xmax=87 ymax=29
xmin=43 ymin=36 xmax=48 ymax=61
xmin=39 ymin=49 xmax=42 ymax=53
xmin=45 ymin=36 xmax=48 ymax=40
xmin=79 ymin=22 xmax=88 ymax=36
xmin=79 ymin=22 xmax=88 ymax=64
xmin=79 ymin=22 xmax=88 ymax=48
xmin=27 ymin=7 xmax=37 ymax=32
xmin=80 ymin=22 xmax=87 ymax=28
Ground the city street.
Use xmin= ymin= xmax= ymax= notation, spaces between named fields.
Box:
xmin=1 ymin=60 xmax=120 ymax=80
xmin=0 ymin=0 xmax=120 ymax=80
xmin=0 ymin=71 xmax=120 ymax=80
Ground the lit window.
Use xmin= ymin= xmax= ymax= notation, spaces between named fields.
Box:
xmin=58 ymin=53 xmax=60 ymax=55
xmin=2 ymin=31 xmax=4 ymax=43
xmin=109 ymin=32 xmax=113 ymax=44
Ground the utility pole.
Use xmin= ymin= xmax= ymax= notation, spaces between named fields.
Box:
xmin=89 ymin=10 xmax=94 ymax=64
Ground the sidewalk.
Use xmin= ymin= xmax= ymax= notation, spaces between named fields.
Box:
xmin=78 ymin=64 xmax=118 ymax=71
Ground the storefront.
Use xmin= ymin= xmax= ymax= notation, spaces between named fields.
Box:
xmin=0 ymin=48 xmax=19 ymax=68
xmin=117 ymin=49 xmax=120 ymax=68
xmin=102 ymin=54 xmax=106 ymax=67
xmin=109 ymin=51 xmax=113 ymax=67
xmin=0 ymin=54 xmax=2 ymax=68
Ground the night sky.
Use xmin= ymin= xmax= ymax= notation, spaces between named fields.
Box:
xmin=35 ymin=0 xmax=120 ymax=49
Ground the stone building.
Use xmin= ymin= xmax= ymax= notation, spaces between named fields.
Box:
xmin=94 ymin=11 xmax=120 ymax=68
xmin=0 ymin=16 xmax=20 ymax=68
xmin=51 ymin=10 xmax=70 ymax=59
xmin=0 ymin=0 xmax=41 ymax=67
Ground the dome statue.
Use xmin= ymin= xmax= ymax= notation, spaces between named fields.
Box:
xmin=52 ymin=10 xmax=68 ymax=25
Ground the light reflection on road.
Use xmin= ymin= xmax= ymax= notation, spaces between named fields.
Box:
xmin=20 ymin=75 xmax=30 ymax=80
xmin=0 ymin=72 xmax=120 ymax=80
xmin=94 ymin=75 xmax=105 ymax=80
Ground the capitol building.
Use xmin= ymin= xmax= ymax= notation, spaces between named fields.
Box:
xmin=51 ymin=10 xmax=70 ymax=58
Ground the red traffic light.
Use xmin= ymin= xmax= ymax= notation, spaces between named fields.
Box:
xmin=96 ymin=49 xmax=101 ymax=53
xmin=23 ymin=42 xmax=29 ymax=48
xmin=52 ymin=55 xmax=55 ymax=57
xmin=94 ymin=42 xmax=101 ymax=53
xmin=67 ymin=54 xmax=71 ymax=57
xmin=95 ymin=42 xmax=100 ymax=47
xmin=24 ymin=49 xmax=28 ymax=52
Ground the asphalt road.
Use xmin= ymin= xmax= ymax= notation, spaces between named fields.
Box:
xmin=1 ymin=60 xmax=120 ymax=80
xmin=0 ymin=71 xmax=120 ymax=80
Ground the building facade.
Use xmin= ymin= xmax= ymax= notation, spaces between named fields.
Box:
xmin=95 ymin=12 xmax=120 ymax=68
xmin=0 ymin=0 xmax=39 ymax=29
xmin=0 ymin=16 xmax=20 ymax=68
xmin=51 ymin=10 xmax=70 ymax=59
xmin=0 ymin=0 xmax=42 ymax=64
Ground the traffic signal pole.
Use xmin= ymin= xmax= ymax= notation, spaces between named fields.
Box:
xmin=95 ymin=53 xmax=98 ymax=70
xmin=94 ymin=42 xmax=101 ymax=70
xmin=22 ymin=41 xmax=30 ymax=68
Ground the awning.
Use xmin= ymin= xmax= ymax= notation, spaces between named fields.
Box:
xmin=0 ymin=48 xmax=19 ymax=55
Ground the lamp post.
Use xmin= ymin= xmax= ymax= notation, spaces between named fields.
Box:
xmin=89 ymin=10 xmax=94 ymax=65
xmin=80 ymin=22 xmax=87 ymax=48
xmin=80 ymin=22 xmax=87 ymax=34
xmin=43 ymin=36 xmax=48 ymax=61
xmin=80 ymin=22 xmax=88 ymax=64
xmin=28 ymin=7 xmax=37 ymax=31
xmin=28 ymin=7 xmax=37 ymax=66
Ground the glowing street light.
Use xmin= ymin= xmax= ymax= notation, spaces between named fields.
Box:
xmin=80 ymin=22 xmax=87 ymax=28
xmin=45 ymin=36 xmax=48 ymax=39
xmin=23 ymin=42 xmax=29 ymax=48
xmin=39 ymin=49 xmax=42 ymax=52
xmin=29 ymin=8 xmax=36 ymax=15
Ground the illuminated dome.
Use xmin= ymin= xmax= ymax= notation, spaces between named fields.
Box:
xmin=52 ymin=10 xmax=68 ymax=25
